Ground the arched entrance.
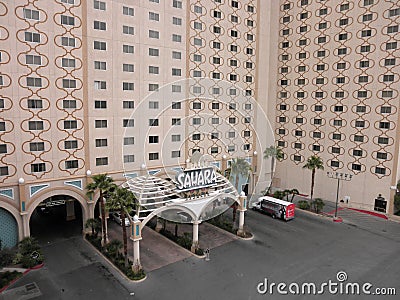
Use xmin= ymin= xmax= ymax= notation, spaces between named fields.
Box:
xmin=28 ymin=191 xmax=89 ymax=243
xmin=0 ymin=207 xmax=19 ymax=248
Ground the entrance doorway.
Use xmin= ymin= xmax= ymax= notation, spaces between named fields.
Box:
xmin=30 ymin=195 xmax=83 ymax=243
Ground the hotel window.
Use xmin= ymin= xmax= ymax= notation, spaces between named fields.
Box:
xmin=351 ymin=164 xmax=361 ymax=171
xmin=94 ymin=61 xmax=106 ymax=70
xmin=384 ymin=58 xmax=396 ymax=66
xmin=123 ymin=101 xmax=134 ymax=109
xmin=95 ymin=139 xmax=107 ymax=147
xmin=149 ymin=66 xmax=159 ymax=74
xmin=313 ymin=145 xmax=321 ymax=152
xmin=193 ymin=54 xmax=202 ymax=62
xmin=314 ymin=105 xmax=323 ymax=111
xmin=247 ymin=34 xmax=254 ymax=41
xmin=27 ymin=99 xmax=42 ymax=109
xmin=357 ymin=90 xmax=367 ymax=98
xmin=300 ymin=12 xmax=308 ymax=20
xmin=194 ymin=5 xmax=202 ymax=13
xmin=230 ymin=30 xmax=238 ymax=37
xmin=301 ymin=0 xmax=308 ymax=5
xmin=279 ymin=104 xmax=287 ymax=110
xmin=315 ymin=92 xmax=324 ymax=98
xmin=319 ymin=8 xmax=327 ymax=15
xmin=231 ymin=15 xmax=238 ymax=22
xmin=361 ymin=30 xmax=371 ymax=37
xmin=293 ymin=155 xmax=301 ymax=162
xmin=148 ymin=101 xmax=159 ymax=109
xmin=317 ymin=50 xmax=326 ymax=57
xmin=27 ymin=77 xmax=42 ymax=87
xmin=313 ymin=132 xmax=321 ymax=138
xmin=360 ymin=45 xmax=371 ymax=52
xmin=298 ymin=39 xmax=307 ymax=46
xmin=149 ymin=153 xmax=159 ymax=160
xmin=0 ymin=166 xmax=8 ymax=176
xmin=96 ymin=157 xmax=108 ymax=166
xmin=149 ymin=30 xmax=159 ymax=39
xmin=94 ymin=100 xmax=106 ymax=109
xmin=338 ymin=33 xmax=347 ymax=41
xmin=336 ymin=62 xmax=346 ymax=70
xmin=364 ymin=0 xmax=374 ymax=5
xmin=124 ymin=155 xmax=135 ymax=163
xmin=283 ymin=3 xmax=291 ymax=10
xmin=295 ymin=130 xmax=303 ymax=137
xmin=316 ymin=64 xmax=325 ymax=71
xmin=358 ymin=75 xmax=369 ymax=83
xmin=172 ymin=102 xmax=181 ymax=109
xmin=61 ymin=37 xmax=75 ymax=47
xmin=25 ymin=32 xmax=40 ymax=43
xmin=213 ymin=57 xmax=221 ymax=64
xmin=278 ymin=129 xmax=286 ymax=135
xmin=386 ymin=42 xmax=397 ymax=50
xmin=336 ymin=77 xmax=345 ymax=84
xmin=194 ymin=38 xmax=202 ymax=46
xmin=122 ymin=45 xmax=134 ymax=54
xmin=211 ymin=118 xmax=219 ymax=125
xmin=356 ymin=106 xmax=366 ymax=113
xmin=210 ymin=147 xmax=219 ymax=154
xmin=279 ymin=117 xmax=287 ymax=123
xmin=172 ymin=85 xmax=181 ymax=92
xmin=376 ymin=152 xmax=388 ymax=160
xmin=123 ymin=26 xmax=134 ymax=35
xmin=318 ymin=22 xmax=327 ymax=29
xmin=63 ymin=99 xmax=76 ymax=109
xmin=63 ymin=79 xmax=76 ymax=89
xmin=171 ymin=151 xmax=181 ymax=158
xmin=94 ymin=0 xmax=106 ymax=10
xmin=247 ymin=19 xmax=254 ymax=27
xmin=29 ymin=142 xmax=44 ymax=152
xmin=211 ymin=133 xmax=219 ymax=140
xmin=359 ymin=60 xmax=369 ymax=68
xmin=228 ymin=117 xmax=237 ymax=124
xmin=243 ymin=144 xmax=251 ymax=151
xmin=171 ymin=135 xmax=181 ymax=142
xmin=331 ymin=147 xmax=341 ymax=154
xmin=64 ymin=140 xmax=78 ymax=149
xmin=295 ymin=117 xmax=304 ymax=124
xmin=282 ymin=41 xmax=289 ymax=48
xmin=148 ymin=119 xmax=158 ymax=127
xmin=173 ymin=0 xmax=182 ymax=8
xmin=378 ymin=137 xmax=388 ymax=144
xmin=339 ymin=18 xmax=348 ymax=26
xmin=94 ymin=21 xmax=106 ymax=30
xmin=379 ymin=121 xmax=390 ymax=129
xmin=192 ymin=133 xmax=201 ymax=141
xmin=282 ymin=29 xmax=290 ymax=36
xmin=213 ymin=10 xmax=222 ymax=18
xmin=297 ymin=91 xmax=305 ymax=98
xmin=354 ymin=135 xmax=364 ymax=142
xmin=31 ymin=163 xmax=46 ymax=173
xmin=172 ymin=17 xmax=182 ymax=25
xmin=23 ymin=8 xmax=40 ymax=20
xmin=355 ymin=120 xmax=365 ymax=128
xmin=333 ymin=120 xmax=343 ymax=126
xmin=383 ymin=74 xmax=395 ymax=82
xmin=282 ymin=16 xmax=290 ymax=23
xmin=192 ymin=102 xmax=201 ymax=110
xmin=389 ymin=8 xmax=400 ymax=17
xmin=94 ymin=81 xmax=106 ymax=90
xmin=94 ymin=41 xmax=106 ymax=50
xmin=340 ymin=3 xmax=349 ymax=11
xmin=387 ymin=25 xmax=399 ymax=34
xmin=123 ymin=82 xmax=134 ymax=90
xmin=122 ymin=119 xmax=134 ymax=127
xmin=123 ymin=64 xmax=134 ymax=72
xmin=0 ymin=122 xmax=5 ymax=131
xmin=375 ymin=167 xmax=386 ymax=175
xmin=95 ymin=120 xmax=107 ymax=128
xmin=313 ymin=118 xmax=322 ymax=125
xmin=149 ymin=136 xmax=159 ymax=144
xmin=63 ymin=120 xmax=77 ymax=129
xmin=246 ymin=48 xmax=254 ymax=55
xmin=316 ymin=77 xmax=325 ymax=84
xmin=380 ymin=106 xmax=392 ymax=114
xmin=213 ymin=72 xmax=221 ymax=79
xmin=172 ymin=51 xmax=181 ymax=59
xmin=362 ymin=13 xmax=373 ymax=22
xmin=294 ymin=143 xmax=302 ymax=149
xmin=331 ymin=161 xmax=339 ymax=168
xmin=149 ymin=12 xmax=159 ymax=21
xmin=353 ymin=149 xmax=363 ymax=157
xmin=124 ymin=137 xmax=135 ymax=145
xmin=172 ymin=34 xmax=182 ymax=42
xmin=230 ymin=45 xmax=238 ymax=52
xmin=123 ymin=6 xmax=134 ymax=16
xmin=172 ymin=118 xmax=181 ymax=125
xmin=61 ymin=15 xmax=75 ymax=26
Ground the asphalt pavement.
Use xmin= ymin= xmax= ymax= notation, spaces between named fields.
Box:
xmin=3 ymin=208 xmax=400 ymax=300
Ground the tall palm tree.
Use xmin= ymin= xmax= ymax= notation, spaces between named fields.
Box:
xmin=229 ymin=158 xmax=251 ymax=222
xmin=290 ymin=188 xmax=299 ymax=203
xmin=302 ymin=155 xmax=324 ymax=202
xmin=229 ymin=158 xmax=251 ymax=192
xmin=106 ymin=186 xmax=137 ymax=266
xmin=86 ymin=173 xmax=115 ymax=245
xmin=263 ymin=146 xmax=284 ymax=194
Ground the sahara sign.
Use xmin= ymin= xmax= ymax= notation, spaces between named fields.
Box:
xmin=176 ymin=167 xmax=217 ymax=192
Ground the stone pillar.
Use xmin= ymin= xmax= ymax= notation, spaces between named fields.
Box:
xmin=250 ymin=151 xmax=258 ymax=196
xmin=100 ymin=201 xmax=109 ymax=245
xmin=191 ymin=220 xmax=200 ymax=253
xmin=130 ymin=216 xmax=142 ymax=272
xmin=66 ymin=199 xmax=76 ymax=221
xmin=237 ymin=192 xmax=247 ymax=237
xmin=21 ymin=212 xmax=30 ymax=238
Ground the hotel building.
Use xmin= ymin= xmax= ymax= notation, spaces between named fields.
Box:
xmin=0 ymin=0 xmax=398 ymax=247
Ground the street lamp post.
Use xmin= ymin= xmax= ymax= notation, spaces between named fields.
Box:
xmin=327 ymin=172 xmax=353 ymax=219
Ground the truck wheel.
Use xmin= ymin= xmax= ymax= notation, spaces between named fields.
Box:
xmin=272 ymin=214 xmax=276 ymax=219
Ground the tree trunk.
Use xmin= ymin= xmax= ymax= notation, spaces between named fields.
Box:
xmin=174 ymin=223 xmax=178 ymax=237
xmin=267 ymin=157 xmax=275 ymax=194
xmin=121 ymin=209 xmax=128 ymax=267
xmin=100 ymin=192 xmax=107 ymax=245
xmin=310 ymin=169 xmax=315 ymax=202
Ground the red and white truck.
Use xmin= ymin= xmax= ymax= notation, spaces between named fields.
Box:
xmin=251 ymin=196 xmax=295 ymax=221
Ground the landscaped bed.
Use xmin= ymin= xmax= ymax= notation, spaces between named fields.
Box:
xmin=0 ymin=271 xmax=23 ymax=290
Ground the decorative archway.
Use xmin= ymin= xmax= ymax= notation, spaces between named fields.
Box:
xmin=25 ymin=187 xmax=90 ymax=238
xmin=0 ymin=200 xmax=23 ymax=246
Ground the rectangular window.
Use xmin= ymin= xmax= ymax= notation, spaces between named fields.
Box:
xmin=149 ymin=119 xmax=159 ymax=126
xmin=61 ymin=37 xmax=75 ymax=47
xmin=27 ymin=99 xmax=43 ymax=109
xmin=149 ymin=30 xmax=159 ymax=39
xmin=96 ymin=157 xmax=108 ymax=166
xmin=123 ymin=25 xmax=134 ymax=35
xmin=386 ymin=42 xmax=397 ymax=50
xmin=31 ymin=163 xmax=46 ymax=173
xmin=122 ymin=45 xmax=135 ymax=54
xmin=64 ymin=140 xmax=78 ymax=149
xmin=149 ymin=101 xmax=159 ymax=109
xmin=61 ymin=15 xmax=75 ymax=26
xmin=123 ymin=64 xmax=134 ymax=73
xmin=149 ymin=84 xmax=159 ymax=91
xmin=94 ymin=61 xmax=106 ymax=70
xmin=149 ymin=12 xmax=159 ymax=21
xmin=94 ymin=80 xmax=106 ymax=90
xmin=95 ymin=120 xmax=107 ymax=128
xmin=354 ymin=135 xmax=364 ymax=142
xmin=172 ymin=134 xmax=181 ymax=142
xmin=123 ymin=119 xmax=135 ymax=127
xmin=94 ymin=100 xmax=106 ymax=109
xmin=123 ymin=101 xmax=134 ymax=109
xmin=387 ymin=25 xmax=399 ymax=34
xmin=172 ymin=51 xmax=181 ymax=59
xmin=27 ymin=77 xmax=42 ymax=87
xmin=95 ymin=139 xmax=107 ymax=147
xmin=94 ymin=20 xmax=106 ymax=30
xmin=149 ymin=153 xmax=159 ymax=160
xmin=94 ymin=0 xmax=106 ymax=10
xmin=64 ymin=120 xmax=77 ymax=129
xmin=63 ymin=99 xmax=76 ymax=109
xmin=384 ymin=58 xmax=396 ymax=66
xmin=380 ymin=106 xmax=392 ymax=114
xmin=375 ymin=167 xmax=386 ymax=175
xmin=123 ymin=137 xmax=135 ymax=145
xmin=123 ymin=6 xmax=134 ymax=16
xmin=360 ymin=60 xmax=370 ymax=68
xmin=149 ymin=136 xmax=159 ymax=143
xmin=362 ymin=13 xmax=373 ymax=22
xmin=172 ymin=68 xmax=181 ymax=76
xmin=173 ymin=0 xmax=182 ymax=8
xmin=172 ymin=118 xmax=181 ymax=125
xmin=124 ymin=155 xmax=135 ymax=163
xmin=23 ymin=8 xmax=40 ymax=20
xmin=376 ymin=152 xmax=388 ymax=160
xmin=172 ymin=102 xmax=181 ymax=109
xmin=123 ymin=82 xmax=134 ymax=90
xmin=25 ymin=32 xmax=40 ymax=43
xmin=383 ymin=74 xmax=395 ymax=82
xmin=29 ymin=142 xmax=44 ymax=152
xmin=389 ymin=8 xmax=400 ymax=17
xmin=171 ymin=151 xmax=181 ymax=158
xmin=94 ymin=41 xmax=106 ymax=50
xmin=149 ymin=66 xmax=159 ymax=74
xmin=172 ymin=34 xmax=182 ymax=42
xmin=172 ymin=17 xmax=182 ymax=25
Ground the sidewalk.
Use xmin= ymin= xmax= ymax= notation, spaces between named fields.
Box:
xmin=106 ymin=218 xmax=238 ymax=272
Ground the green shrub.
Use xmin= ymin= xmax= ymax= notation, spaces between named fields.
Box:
xmin=298 ymin=200 xmax=310 ymax=210
xmin=0 ymin=248 xmax=15 ymax=268
xmin=15 ymin=237 xmax=43 ymax=268
xmin=126 ymin=268 xmax=146 ymax=281
xmin=311 ymin=198 xmax=325 ymax=213
xmin=195 ymin=248 xmax=204 ymax=256
xmin=0 ymin=271 xmax=22 ymax=289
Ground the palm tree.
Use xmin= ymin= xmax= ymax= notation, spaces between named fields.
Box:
xmin=229 ymin=158 xmax=251 ymax=192
xmin=229 ymin=158 xmax=251 ymax=222
xmin=85 ymin=218 xmax=101 ymax=237
xmin=290 ymin=188 xmax=299 ymax=203
xmin=263 ymin=146 xmax=284 ymax=194
xmin=302 ymin=155 xmax=324 ymax=202
xmin=106 ymin=186 xmax=137 ymax=266
xmin=283 ymin=189 xmax=292 ymax=201
xmin=86 ymin=173 xmax=115 ymax=246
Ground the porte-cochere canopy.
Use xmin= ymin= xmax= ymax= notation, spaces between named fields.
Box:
xmin=122 ymin=168 xmax=239 ymax=224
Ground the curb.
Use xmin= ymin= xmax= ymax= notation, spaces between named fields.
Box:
xmin=82 ymin=238 xmax=147 ymax=283
xmin=204 ymin=222 xmax=254 ymax=241
xmin=0 ymin=263 xmax=44 ymax=293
